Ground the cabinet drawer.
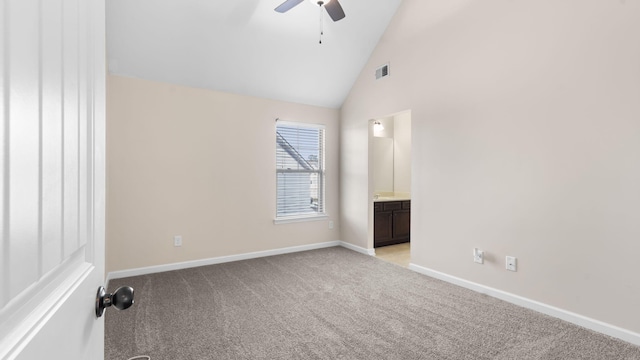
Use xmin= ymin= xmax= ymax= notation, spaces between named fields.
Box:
xmin=374 ymin=203 xmax=383 ymax=212
xmin=402 ymin=201 xmax=411 ymax=210
xmin=383 ymin=202 xmax=402 ymax=211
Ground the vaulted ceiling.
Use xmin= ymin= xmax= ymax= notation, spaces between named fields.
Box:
xmin=106 ymin=0 xmax=402 ymax=108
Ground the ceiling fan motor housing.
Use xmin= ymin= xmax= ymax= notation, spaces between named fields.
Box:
xmin=276 ymin=0 xmax=345 ymax=22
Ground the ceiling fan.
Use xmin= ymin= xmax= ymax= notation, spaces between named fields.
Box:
xmin=275 ymin=0 xmax=346 ymax=22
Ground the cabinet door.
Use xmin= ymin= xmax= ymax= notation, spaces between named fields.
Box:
xmin=374 ymin=210 xmax=394 ymax=246
xmin=393 ymin=209 xmax=411 ymax=240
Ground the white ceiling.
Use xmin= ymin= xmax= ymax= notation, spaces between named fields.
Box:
xmin=106 ymin=0 xmax=402 ymax=109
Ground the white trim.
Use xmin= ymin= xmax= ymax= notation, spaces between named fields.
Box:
xmin=107 ymin=241 xmax=377 ymax=281
xmin=273 ymin=215 xmax=329 ymax=225
xmin=105 ymin=271 xmax=112 ymax=290
xmin=339 ymin=241 xmax=376 ymax=256
xmin=276 ymin=119 xmax=325 ymax=130
xmin=408 ymin=263 xmax=640 ymax=347
xmin=108 ymin=241 xmax=340 ymax=280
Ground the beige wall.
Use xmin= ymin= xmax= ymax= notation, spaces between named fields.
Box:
xmin=107 ymin=75 xmax=340 ymax=273
xmin=341 ymin=0 xmax=640 ymax=334
xmin=393 ymin=112 xmax=411 ymax=194
xmin=372 ymin=137 xmax=394 ymax=193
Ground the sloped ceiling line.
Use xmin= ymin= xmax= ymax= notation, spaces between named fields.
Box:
xmin=106 ymin=0 xmax=402 ymax=108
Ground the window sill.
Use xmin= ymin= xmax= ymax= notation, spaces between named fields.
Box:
xmin=273 ymin=215 xmax=329 ymax=225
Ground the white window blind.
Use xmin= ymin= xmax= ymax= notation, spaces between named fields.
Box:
xmin=276 ymin=121 xmax=326 ymax=219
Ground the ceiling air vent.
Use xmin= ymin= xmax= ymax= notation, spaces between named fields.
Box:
xmin=375 ymin=63 xmax=390 ymax=80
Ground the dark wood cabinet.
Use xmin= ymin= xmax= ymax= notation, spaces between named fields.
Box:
xmin=374 ymin=210 xmax=393 ymax=243
xmin=374 ymin=200 xmax=410 ymax=248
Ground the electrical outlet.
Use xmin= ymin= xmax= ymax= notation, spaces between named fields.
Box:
xmin=506 ymin=256 xmax=517 ymax=271
xmin=329 ymin=221 xmax=334 ymax=230
xmin=473 ymin=248 xmax=484 ymax=264
xmin=174 ymin=235 xmax=183 ymax=247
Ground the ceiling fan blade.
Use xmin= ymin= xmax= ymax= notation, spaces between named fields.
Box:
xmin=274 ymin=0 xmax=304 ymax=13
xmin=324 ymin=0 xmax=346 ymax=21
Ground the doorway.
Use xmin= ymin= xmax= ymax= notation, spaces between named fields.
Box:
xmin=369 ymin=111 xmax=412 ymax=266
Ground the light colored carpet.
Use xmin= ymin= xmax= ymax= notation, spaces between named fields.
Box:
xmin=106 ymin=247 xmax=640 ymax=359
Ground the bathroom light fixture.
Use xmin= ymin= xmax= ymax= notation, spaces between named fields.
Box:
xmin=373 ymin=121 xmax=384 ymax=132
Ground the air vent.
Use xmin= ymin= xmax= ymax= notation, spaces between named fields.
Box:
xmin=375 ymin=63 xmax=390 ymax=80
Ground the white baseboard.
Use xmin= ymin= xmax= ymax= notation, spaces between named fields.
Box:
xmin=338 ymin=241 xmax=376 ymax=256
xmin=408 ymin=263 xmax=640 ymax=347
xmin=106 ymin=240 xmax=376 ymax=287
xmin=107 ymin=241 xmax=341 ymax=283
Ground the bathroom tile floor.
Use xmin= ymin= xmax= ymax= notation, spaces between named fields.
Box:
xmin=374 ymin=242 xmax=410 ymax=268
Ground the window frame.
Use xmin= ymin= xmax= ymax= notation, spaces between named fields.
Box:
xmin=274 ymin=120 xmax=327 ymax=224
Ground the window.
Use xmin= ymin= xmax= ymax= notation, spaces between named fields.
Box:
xmin=276 ymin=121 xmax=326 ymax=220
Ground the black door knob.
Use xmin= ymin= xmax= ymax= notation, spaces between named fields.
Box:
xmin=96 ymin=285 xmax=135 ymax=318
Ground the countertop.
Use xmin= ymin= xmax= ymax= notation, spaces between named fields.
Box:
xmin=374 ymin=196 xmax=411 ymax=202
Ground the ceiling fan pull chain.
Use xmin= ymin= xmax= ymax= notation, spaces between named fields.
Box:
xmin=319 ymin=5 xmax=323 ymax=44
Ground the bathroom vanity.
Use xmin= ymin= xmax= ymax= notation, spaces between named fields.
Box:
xmin=374 ymin=198 xmax=410 ymax=248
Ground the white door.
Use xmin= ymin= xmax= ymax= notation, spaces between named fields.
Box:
xmin=0 ymin=0 xmax=106 ymax=359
